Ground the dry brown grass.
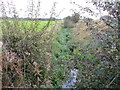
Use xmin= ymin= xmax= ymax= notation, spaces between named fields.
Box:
xmin=71 ymin=19 xmax=115 ymax=56
xmin=71 ymin=22 xmax=93 ymax=47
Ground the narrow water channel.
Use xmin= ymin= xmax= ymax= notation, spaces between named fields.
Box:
xmin=55 ymin=28 xmax=78 ymax=88
xmin=62 ymin=68 xmax=78 ymax=88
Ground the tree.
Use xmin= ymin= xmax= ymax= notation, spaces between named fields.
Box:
xmin=51 ymin=17 xmax=56 ymax=21
xmin=63 ymin=13 xmax=80 ymax=28
xmin=71 ymin=13 xmax=80 ymax=23
xmin=63 ymin=16 xmax=74 ymax=28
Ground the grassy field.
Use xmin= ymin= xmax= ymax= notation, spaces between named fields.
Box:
xmin=0 ymin=20 xmax=57 ymax=42
xmin=0 ymin=20 xmax=57 ymax=33
xmin=18 ymin=20 xmax=57 ymax=31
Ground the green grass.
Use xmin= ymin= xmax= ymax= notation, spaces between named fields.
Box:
xmin=0 ymin=19 xmax=57 ymax=43
xmin=51 ymin=28 xmax=73 ymax=87
xmin=0 ymin=19 xmax=57 ymax=33
xmin=17 ymin=20 xmax=57 ymax=31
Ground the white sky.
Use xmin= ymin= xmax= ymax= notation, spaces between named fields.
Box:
xmin=0 ymin=0 xmax=108 ymax=19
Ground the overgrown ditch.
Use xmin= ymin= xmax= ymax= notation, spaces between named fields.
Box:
xmin=51 ymin=21 xmax=118 ymax=88
xmin=51 ymin=27 xmax=78 ymax=88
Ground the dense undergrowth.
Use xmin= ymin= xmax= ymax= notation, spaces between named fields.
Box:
xmin=2 ymin=18 xmax=58 ymax=88
xmin=1 ymin=0 xmax=119 ymax=88
xmin=1 ymin=17 xmax=119 ymax=88
xmin=51 ymin=28 xmax=74 ymax=87
xmin=70 ymin=21 xmax=119 ymax=88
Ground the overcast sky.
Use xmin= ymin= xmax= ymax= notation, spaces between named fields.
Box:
xmin=0 ymin=0 xmax=108 ymax=19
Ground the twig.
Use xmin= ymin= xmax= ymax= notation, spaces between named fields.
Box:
xmin=106 ymin=74 xmax=118 ymax=88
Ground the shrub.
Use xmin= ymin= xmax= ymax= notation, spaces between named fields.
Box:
xmin=1 ymin=16 xmax=55 ymax=87
xmin=63 ymin=16 xmax=74 ymax=28
xmin=71 ymin=13 xmax=80 ymax=23
xmin=63 ymin=13 xmax=80 ymax=28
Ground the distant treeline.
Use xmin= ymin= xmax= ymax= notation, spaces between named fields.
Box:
xmin=0 ymin=17 xmax=62 ymax=21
